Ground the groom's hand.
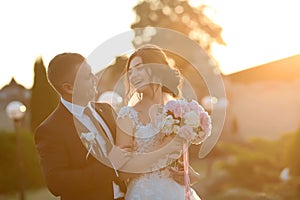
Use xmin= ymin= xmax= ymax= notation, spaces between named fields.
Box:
xmin=108 ymin=145 xmax=131 ymax=170
xmin=169 ymin=165 xmax=185 ymax=185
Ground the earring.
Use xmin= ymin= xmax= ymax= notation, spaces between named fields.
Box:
xmin=137 ymin=92 xmax=142 ymax=100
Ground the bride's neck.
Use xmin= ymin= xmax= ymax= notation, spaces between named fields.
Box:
xmin=142 ymin=89 xmax=164 ymax=106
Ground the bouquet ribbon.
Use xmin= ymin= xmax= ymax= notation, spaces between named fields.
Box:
xmin=183 ymin=142 xmax=191 ymax=200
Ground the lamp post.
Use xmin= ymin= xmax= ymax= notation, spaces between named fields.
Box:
xmin=6 ymin=101 xmax=27 ymax=200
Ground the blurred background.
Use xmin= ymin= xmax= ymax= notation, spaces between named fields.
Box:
xmin=0 ymin=0 xmax=299 ymax=199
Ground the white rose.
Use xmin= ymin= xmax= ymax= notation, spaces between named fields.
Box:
xmin=183 ymin=111 xmax=200 ymax=128
xmin=173 ymin=125 xmax=180 ymax=134
xmin=165 ymin=115 xmax=175 ymax=125
xmin=162 ymin=125 xmax=173 ymax=135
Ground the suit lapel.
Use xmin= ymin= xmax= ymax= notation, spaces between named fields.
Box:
xmin=55 ymin=103 xmax=95 ymax=164
xmin=75 ymin=114 xmax=111 ymax=165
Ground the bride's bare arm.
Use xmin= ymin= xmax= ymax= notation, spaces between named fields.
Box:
xmin=116 ymin=117 xmax=134 ymax=151
xmin=107 ymin=116 xmax=134 ymax=175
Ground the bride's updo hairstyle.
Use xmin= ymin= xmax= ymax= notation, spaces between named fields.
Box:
xmin=125 ymin=44 xmax=182 ymax=100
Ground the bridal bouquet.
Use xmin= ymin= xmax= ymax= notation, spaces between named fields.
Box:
xmin=161 ymin=99 xmax=211 ymax=145
xmin=161 ymin=99 xmax=211 ymax=200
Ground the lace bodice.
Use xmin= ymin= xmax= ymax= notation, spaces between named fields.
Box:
xmin=117 ymin=106 xmax=165 ymax=153
xmin=118 ymin=106 xmax=201 ymax=200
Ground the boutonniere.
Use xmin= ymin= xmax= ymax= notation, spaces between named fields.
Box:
xmin=80 ymin=132 xmax=98 ymax=159
xmin=81 ymin=132 xmax=96 ymax=142
xmin=80 ymin=132 xmax=121 ymax=177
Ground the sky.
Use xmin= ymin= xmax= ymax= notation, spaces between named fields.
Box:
xmin=202 ymin=0 xmax=300 ymax=74
xmin=0 ymin=0 xmax=299 ymax=89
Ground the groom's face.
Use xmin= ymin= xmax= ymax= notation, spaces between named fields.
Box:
xmin=72 ymin=62 xmax=98 ymax=106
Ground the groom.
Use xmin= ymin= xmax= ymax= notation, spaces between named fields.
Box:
xmin=34 ymin=53 xmax=125 ymax=200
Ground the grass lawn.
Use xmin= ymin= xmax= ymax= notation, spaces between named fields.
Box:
xmin=0 ymin=188 xmax=58 ymax=200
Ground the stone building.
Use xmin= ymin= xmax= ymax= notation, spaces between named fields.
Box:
xmin=223 ymin=54 xmax=300 ymax=140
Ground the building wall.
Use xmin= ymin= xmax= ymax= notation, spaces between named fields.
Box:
xmin=224 ymin=80 xmax=300 ymax=140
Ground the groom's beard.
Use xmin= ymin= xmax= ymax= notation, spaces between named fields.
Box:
xmin=72 ymin=89 xmax=98 ymax=106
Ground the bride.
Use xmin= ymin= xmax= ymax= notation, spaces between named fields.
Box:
xmin=116 ymin=44 xmax=202 ymax=200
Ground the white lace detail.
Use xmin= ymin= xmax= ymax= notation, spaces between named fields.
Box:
xmin=117 ymin=106 xmax=166 ymax=154
xmin=117 ymin=106 xmax=139 ymax=125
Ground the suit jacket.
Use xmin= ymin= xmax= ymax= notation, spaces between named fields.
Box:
xmin=35 ymin=102 xmax=123 ymax=200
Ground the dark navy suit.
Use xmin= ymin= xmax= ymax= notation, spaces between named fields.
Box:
xmin=35 ymin=102 xmax=124 ymax=200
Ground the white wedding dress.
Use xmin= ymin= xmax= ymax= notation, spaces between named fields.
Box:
xmin=118 ymin=106 xmax=201 ymax=200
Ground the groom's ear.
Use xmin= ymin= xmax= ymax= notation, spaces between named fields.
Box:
xmin=61 ymin=82 xmax=74 ymax=94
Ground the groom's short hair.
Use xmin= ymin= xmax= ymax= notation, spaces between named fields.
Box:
xmin=47 ymin=53 xmax=85 ymax=94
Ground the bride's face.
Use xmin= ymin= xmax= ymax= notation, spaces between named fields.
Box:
xmin=128 ymin=56 xmax=152 ymax=93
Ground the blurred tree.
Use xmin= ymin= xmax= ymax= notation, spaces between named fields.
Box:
xmin=96 ymin=56 xmax=128 ymax=111
xmin=30 ymin=57 xmax=58 ymax=131
xmin=96 ymin=55 xmax=127 ymax=96
xmin=218 ymin=139 xmax=283 ymax=191
xmin=0 ymin=130 xmax=45 ymax=193
xmin=131 ymin=0 xmax=225 ymax=54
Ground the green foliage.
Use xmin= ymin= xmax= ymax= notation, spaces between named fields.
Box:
xmin=21 ymin=131 xmax=45 ymax=188
xmin=0 ymin=131 xmax=18 ymax=192
xmin=284 ymin=126 xmax=300 ymax=176
xmin=30 ymin=57 xmax=58 ymax=131
xmin=0 ymin=130 xmax=45 ymax=194
xmin=209 ymin=189 xmax=280 ymax=200
xmin=217 ymin=139 xmax=284 ymax=191
xmin=263 ymin=176 xmax=300 ymax=200
xmin=2 ymin=188 xmax=58 ymax=200
xmin=97 ymin=56 xmax=127 ymax=95
xmin=205 ymin=130 xmax=300 ymax=199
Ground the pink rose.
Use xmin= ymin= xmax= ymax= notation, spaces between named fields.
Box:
xmin=200 ymin=111 xmax=211 ymax=135
xmin=164 ymin=100 xmax=177 ymax=113
xmin=188 ymin=100 xmax=204 ymax=116
xmin=173 ymin=105 xmax=184 ymax=118
xmin=164 ymin=100 xmax=184 ymax=118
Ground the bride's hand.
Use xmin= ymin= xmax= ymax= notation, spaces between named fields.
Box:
xmin=169 ymin=165 xmax=184 ymax=185
xmin=169 ymin=161 xmax=201 ymax=186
